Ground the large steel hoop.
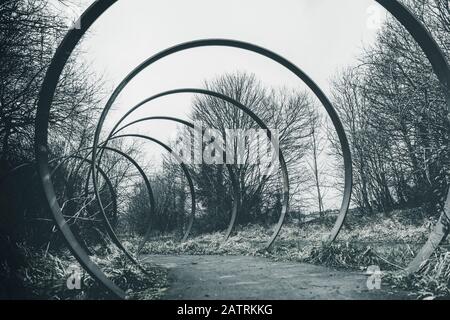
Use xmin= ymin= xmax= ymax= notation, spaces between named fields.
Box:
xmin=95 ymin=88 xmax=289 ymax=249
xmin=50 ymin=154 xmax=119 ymax=255
xmin=105 ymin=134 xmax=196 ymax=250
xmin=35 ymin=0 xmax=124 ymax=298
xmin=374 ymin=0 xmax=450 ymax=274
xmin=114 ymin=116 xmax=240 ymax=241
xmin=35 ymin=0 xmax=449 ymax=298
xmin=52 ymin=146 xmax=155 ymax=273
xmin=90 ymin=39 xmax=352 ymax=247
xmin=88 ymin=146 xmax=155 ymax=267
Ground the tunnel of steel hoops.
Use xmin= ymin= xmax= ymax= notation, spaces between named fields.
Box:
xmin=2 ymin=0 xmax=447 ymax=299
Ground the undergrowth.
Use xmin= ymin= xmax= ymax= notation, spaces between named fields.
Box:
xmin=140 ymin=208 xmax=450 ymax=299
xmin=385 ymin=248 xmax=450 ymax=300
xmin=2 ymin=241 xmax=169 ymax=300
xmin=6 ymin=208 xmax=448 ymax=299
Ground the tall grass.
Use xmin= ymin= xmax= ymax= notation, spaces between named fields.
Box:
xmin=140 ymin=208 xmax=449 ymax=299
xmin=4 ymin=241 xmax=168 ymax=300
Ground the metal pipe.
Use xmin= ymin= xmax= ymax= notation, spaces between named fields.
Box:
xmin=50 ymin=155 xmax=118 ymax=256
xmin=34 ymin=0 xmax=449 ymax=298
xmin=92 ymin=88 xmax=289 ymax=250
xmin=91 ymin=39 xmax=352 ymax=247
xmin=107 ymin=134 xmax=196 ymax=248
xmin=50 ymin=145 xmax=155 ymax=269
xmin=114 ymin=116 xmax=240 ymax=241
xmin=375 ymin=0 xmax=450 ymax=274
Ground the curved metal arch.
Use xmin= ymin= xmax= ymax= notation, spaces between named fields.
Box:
xmin=374 ymin=0 xmax=450 ymax=274
xmin=376 ymin=0 xmax=450 ymax=98
xmin=69 ymin=155 xmax=119 ymax=226
xmin=52 ymin=146 xmax=155 ymax=276
xmin=107 ymin=134 xmax=196 ymax=247
xmin=35 ymin=2 xmax=124 ymax=297
xmin=50 ymin=155 xmax=118 ymax=255
xmin=0 ymin=155 xmax=119 ymax=258
xmin=93 ymin=146 xmax=155 ymax=264
xmin=35 ymin=0 xmax=450 ymax=298
xmin=50 ymin=154 xmax=118 ymax=222
xmin=94 ymin=88 xmax=289 ymax=250
xmin=91 ymin=39 xmax=352 ymax=247
xmin=114 ymin=116 xmax=240 ymax=241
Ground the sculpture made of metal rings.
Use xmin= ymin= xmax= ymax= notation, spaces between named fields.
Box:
xmin=69 ymin=154 xmax=119 ymax=227
xmin=35 ymin=0 xmax=449 ymax=298
xmin=105 ymin=134 xmax=196 ymax=251
xmin=375 ymin=0 xmax=450 ymax=274
xmin=0 ymin=155 xmax=118 ymax=258
xmin=113 ymin=116 xmax=240 ymax=241
xmin=90 ymin=38 xmax=353 ymax=246
xmin=50 ymin=154 xmax=119 ymax=255
xmin=95 ymin=88 xmax=288 ymax=250
xmin=52 ymin=145 xmax=155 ymax=274
xmin=61 ymin=139 xmax=192 ymax=258
xmin=51 ymin=155 xmax=118 ymax=222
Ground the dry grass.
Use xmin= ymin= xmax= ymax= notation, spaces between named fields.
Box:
xmin=9 ymin=208 xmax=449 ymax=299
xmin=385 ymin=248 xmax=450 ymax=299
xmin=13 ymin=241 xmax=169 ymax=300
xmin=140 ymin=208 xmax=450 ymax=299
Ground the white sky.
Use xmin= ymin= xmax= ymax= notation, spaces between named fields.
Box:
xmin=59 ymin=0 xmax=387 ymax=210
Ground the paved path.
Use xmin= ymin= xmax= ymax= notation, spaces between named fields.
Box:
xmin=144 ymin=255 xmax=409 ymax=300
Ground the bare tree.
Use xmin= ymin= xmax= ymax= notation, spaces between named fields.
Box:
xmin=186 ymin=72 xmax=315 ymax=228
xmin=328 ymin=0 xmax=449 ymax=215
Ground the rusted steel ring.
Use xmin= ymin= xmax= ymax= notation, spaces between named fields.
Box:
xmin=91 ymin=39 xmax=352 ymax=247
xmin=50 ymin=154 xmax=119 ymax=255
xmin=106 ymin=134 xmax=196 ymax=250
xmin=35 ymin=0 xmax=447 ymax=298
xmin=94 ymin=88 xmax=289 ymax=250
xmin=49 ymin=145 xmax=156 ymax=270
xmin=114 ymin=116 xmax=240 ymax=241
xmin=374 ymin=0 xmax=450 ymax=273
xmin=35 ymin=0 xmax=125 ymax=298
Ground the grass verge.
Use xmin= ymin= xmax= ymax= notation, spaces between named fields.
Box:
xmin=140 ymin=208 xmax=449 ymax=299
xmin=2 ymin=241 xmax=169 ymax=300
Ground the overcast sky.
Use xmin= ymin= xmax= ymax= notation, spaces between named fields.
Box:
xmin=64 ymin=0 xmax=387 ymax=130
xmin=59 ymin=0 xmax=387 ymax=209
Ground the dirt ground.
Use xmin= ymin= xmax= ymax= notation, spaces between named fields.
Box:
xmin=143 ymin=254 xmax=410 ymax=300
